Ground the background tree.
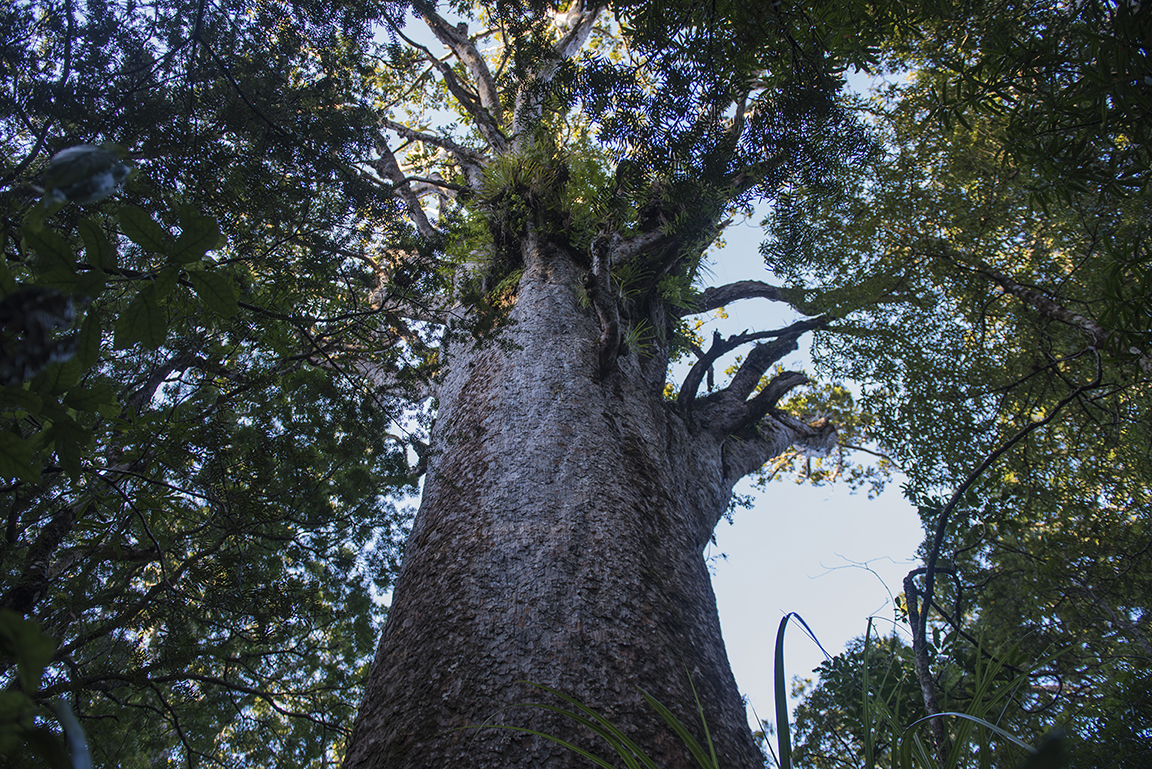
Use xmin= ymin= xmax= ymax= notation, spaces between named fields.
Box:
xmin=2 ymin=0 xmax=424 ymax=764
xmin=775 ymin=1 xmax=1151 ymax=765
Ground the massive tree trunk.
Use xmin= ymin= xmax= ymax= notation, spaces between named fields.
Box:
xmin=339 ymin=5 xmax=846 ymax=763
xmin=343 ymin=231 xmax=832 ymax=769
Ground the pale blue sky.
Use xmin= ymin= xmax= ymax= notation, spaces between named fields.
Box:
xmin=699 ymin=209 xmax=925 ymax=732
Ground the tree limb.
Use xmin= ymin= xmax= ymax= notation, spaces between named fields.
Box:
xmin=687 ymin=279 xmax=818 ymax=317
xmin=393 ymin=14 xmax=507 ymax=152
xmin=372 ymin=146 xmax=438 ymax=240
xmin=586 ymin=235 xmax=621 ymax=379
xmin=512 ymin=2 xmax=602 ymax=139
xmin=378 ymin=117 xmax=487 ymax=188
xmin=418 ymin=9 xmax=504 ymax=127
xmin=902 ymin=569 xmax=950 ymax=761
xmin=936 ymin=240 xmax=1134 ymax=357
xmin=907 ymin=353 xmax=1102 ymax=761
xmin=608 ymin=229 xmax=669 ymax=266
xmin=740 ymin=371 xmax=811 ymax=431
xmin=716 ymin=410 xmax=837 ymax=490
xmin=552 ymin=1 xmax=602 ymax=60
xmin=681 ymin=317 xmax=828 ymax=429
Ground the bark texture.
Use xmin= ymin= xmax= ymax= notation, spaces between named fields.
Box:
xmin=344 ymin=236 xmax=823 ymax=769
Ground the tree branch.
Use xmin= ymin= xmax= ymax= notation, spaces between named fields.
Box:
xmin=372 ymin=145 xmax=438 ymax=240
xmin=682 ymin=317 xmax=828 ymax=430
xmin=687 ymin=280 xmax=817 ymax=317
xmin=677 ymin=318 xmax=826 ymax=414
xmin=378 ymin=116 xmax=487 ymax=188
xmin=512 ymin=2 xmax=602 ymax=139
xmin=418 ymin=9 xmax=504 ymax=127
xmin=902 ymin=569 xmax=949 ymax=761
xmin=552 ymin=1 xmax=602 ymax=59
xmin=608 ymin=229 xmax=668 ymax=266
xmin=740 ymin=371 xmax=811 ymax=431
xmin=907 ymin=353 xmax=1102 ymax=761
xmin=586 ymin=235 xmax=621 ymax=379
xmin=716 ymin=410 xmax=837 ymax=491
xmin=936 ymin=240 xmax=1134 ymax=357
xmin=393 ymin=13 xmax=507 ymax=152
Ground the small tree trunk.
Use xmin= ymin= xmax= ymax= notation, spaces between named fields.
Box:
xmin=344 ymin=242 xmax=787 ymax=769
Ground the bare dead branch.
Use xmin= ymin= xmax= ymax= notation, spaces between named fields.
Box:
xmin=679 ymin=327 xmax=798 ymax=414
xmin=740 ymin=370 xmax=811 ymax=429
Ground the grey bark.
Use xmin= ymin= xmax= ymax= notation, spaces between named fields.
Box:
xmin=344 ymin=235 xmax=826 ymax=769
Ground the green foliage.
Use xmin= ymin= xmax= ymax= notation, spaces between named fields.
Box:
xmin=905 ymin=0 xmax=1152 ymax=356
xmin=3 ymin=205 xmax=237 ymax=485
xmin=472 ymin=124 xmax=616 ymax=259
xmin=0 ymin=609 xmax=54 ymax=703
xmin=1 ymin=195 xmax=414 ymax=765
xmin=756 ymin=376 xmax=895 ymax=496
xmin=2 ymin=0 xmax=1148 ymax=765
xmin=1 ymin=0 xmax=426 ymax=760
xmin=766 ymin=12 xmax=1152 ymax=757
xmin=480 ymin=144 xmax=564 ymax=234
xmin=578 ymin=0 xmax=886 ymax=195
xmin=0 ymin=610 xmax=93 ymax=769
xmin=782 ymin=621 xmax=1067 ymax=769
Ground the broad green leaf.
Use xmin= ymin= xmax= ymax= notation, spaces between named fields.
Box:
xmin=32 ymin=356 xmax=82 ymax=394
xmin=119 ymin=206 xmax=169 ymax=253
xmin=31 ymin=269 xmax=79 ymax=292
xmin=47 ymin=413 xmax=92 ymax=480
xmin=0 ymin=431 xmax=38 ymax=482
xmin=188 ymin=270 xmax=240 ymax=317
xmin=152 ymin=265 xmax=181 ymax=300
xmin=64 ymin=382 xmax=116 ymax=413
xmin=22 ymin=227 xmax=76 ymax=275
xmin=0 ymin=688 xmax=32 ymax=722
xmin=0 ymin=609 xmax=56 ymax=693
xmin=73 ymin=311 xmax=102 ymax=369
xmin=78 ymin=218 xmax=116 ymax=270
xmin=171 ymin=212 xmax=222 ymax=264
xmin=0 ymin=387 xmax=42 ymax=413
xmin=114 ymin=284 xmax=168 ymax=349
xmin=0 ymin=249 xmax=16 ymax=295
xmin=74 ymin=268 xmax=107 ymax=300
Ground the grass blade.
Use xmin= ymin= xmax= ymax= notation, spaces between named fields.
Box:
xmin=774 ymin=614 xmax=792 ymax=769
